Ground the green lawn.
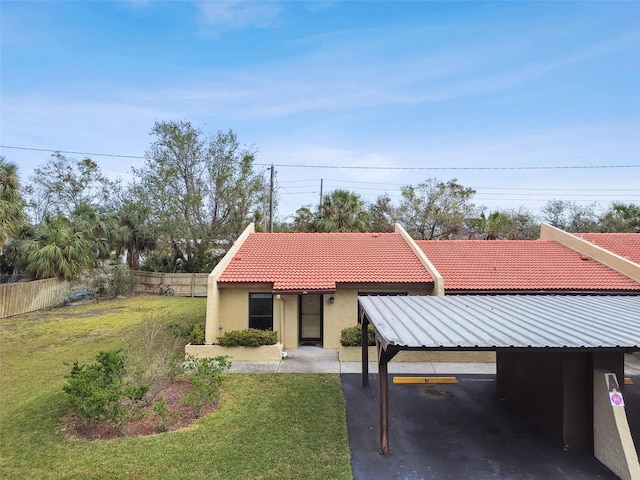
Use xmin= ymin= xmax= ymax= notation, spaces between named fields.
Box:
xmin=0 ymin=297 xmax=352 ymax=480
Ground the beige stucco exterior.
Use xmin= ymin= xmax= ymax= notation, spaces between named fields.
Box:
xmin=321 ymin=284 xmax=433 ymax=349
xmin=186 ymin=343 xmax=283 ymax=362
xmin=212 ymin=284 xmax=434 ymax=350
xmin=203 ymin=223 xmax=441 ymax=351
xmin=205 ymin=224 xmax=255 ymax=344
xmin=593 ymin=370 xmax=640 ymax=480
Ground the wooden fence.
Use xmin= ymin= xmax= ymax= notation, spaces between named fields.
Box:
xmin=0 ymin=272 xmax=209 ymax=318
xmin=132 ymin=271 xmax=209 ymax=297
xmin=0 ymin=277 xmax=66 ymax=318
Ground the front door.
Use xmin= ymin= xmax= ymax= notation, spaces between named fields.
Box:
xmin=299 ymin=294 xmax=322 ymax=345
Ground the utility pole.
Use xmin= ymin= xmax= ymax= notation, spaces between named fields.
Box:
xmin=319 ymin=178 xmax=323 ymax=212
xmin=269 ymin=164 xmax=274 ymax=233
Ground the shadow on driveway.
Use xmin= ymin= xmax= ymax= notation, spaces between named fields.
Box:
xmin=342 ymin=374 xmax=630 ymax=480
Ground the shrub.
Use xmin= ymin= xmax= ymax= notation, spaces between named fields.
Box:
xmin=76 ymin=265 xmax=136 ymax=298
xmin=170 ymin=322 xmax=205 ymax=345
xmin=217 ymin=329 xmax=278 ymax=347
xmin=183 ymin=355 xmax=231 ymax=417
xmin=63 ymin=349 xmax=128 ymax=428
xmin=152 ymin=396 xmax=178 ymax=433
xmin=340 ymin=324 xmax=376 ymax=347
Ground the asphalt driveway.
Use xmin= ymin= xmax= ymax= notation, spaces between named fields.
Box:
xmin=341 ymin=373 xmax=637 ymax=480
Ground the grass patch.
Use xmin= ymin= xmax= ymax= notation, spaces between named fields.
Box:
xmin=0 ymin=296 xmax=352 ymax=479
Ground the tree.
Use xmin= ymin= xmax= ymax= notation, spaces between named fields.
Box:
xmin=599 ymin=202 xmax=640 ymax=233
xmin=112 ymin=197 xmax=157 ymax=270
xmin=25 ymin=153 xmax=117 ymax=224
xmin=368 ymin=194 xmax=396 ymax=233
xmin=541 ymin=199 xmax=598 ymax=232
xmin=133 ymin=121 xmax=267 ymax=272
xmin=291 ymin=206 xmax=316 ymax=232
xmin=21 ymin=214 xmax=94 ymax=279
xmin=472 ymin=208 xmax=540 ymax=240
xmin=398 ymin=178 xmax=476 ymax=239
xmin=70 ymin=203 xmax=115 ymax=265
xmin=0 ymin=157 xmax=27 ymax=250
xmin=315 ymin=190 xmax=370 ymax=233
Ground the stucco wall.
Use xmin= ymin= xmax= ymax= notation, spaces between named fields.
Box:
xmin=215 ymin=284 xmax=432 ymax=350
xmin=323 ymin=285 xmax=433 ymax=349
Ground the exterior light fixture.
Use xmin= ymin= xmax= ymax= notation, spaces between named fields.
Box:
xmin=329 ymin=296 xmax=335 ymax=304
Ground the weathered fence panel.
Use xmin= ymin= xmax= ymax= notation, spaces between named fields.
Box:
xmin=132 ymin=271 xmax=209 ymax=297
xmin=0 ymin=277 xmax=66 ymax=318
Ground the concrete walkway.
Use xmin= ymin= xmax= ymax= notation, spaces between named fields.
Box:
xmin=227 ymin=345 xmax=496 ymax=374
xmin=227 ymin=346 xmax=640 ymax=376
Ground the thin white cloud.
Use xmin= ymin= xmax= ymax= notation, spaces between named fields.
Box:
xmin=120 ymin=25 xmax=640 ymax=122
xmin=196 ymin=1 xmax=282 ymax=34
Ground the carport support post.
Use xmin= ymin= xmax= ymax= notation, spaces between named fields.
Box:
xmin=378 ymin=341 xmax=399 ymax=455
xmin=361 ymin=309 xmax=369 ymax=387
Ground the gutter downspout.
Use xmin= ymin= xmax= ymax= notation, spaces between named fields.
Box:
xmin=395 ymin=223 xmax=445 ymax=296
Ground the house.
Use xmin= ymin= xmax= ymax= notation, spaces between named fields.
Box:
xmin=416 ymin=236 xmax=640 ymax=294
xmin=203 ymin=224 xmax=437 ymax=350
xmin=196 ymin=223 xmax=639 ymax=355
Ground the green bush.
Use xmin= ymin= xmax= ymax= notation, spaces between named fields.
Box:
xmin=63 ymin=349 xmax=128 ymax=428
xmin=170 ymin=322 xmax=205 ymax=345
xmin=77 ymin=265 xmax=136 ymax=298
xmin=218 ymin=329 xmax=278 ymax=347
xmin=340 ymin=324 xmax=376 ymax=347
xmin=183 ymin=355 xmax=230 ymax=418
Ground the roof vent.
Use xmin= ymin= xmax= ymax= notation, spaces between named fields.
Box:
xmin=580 ymin=255 xmax=590 ymax=261
xmin=371 ymin=233 xmax=381 ymax=238
xmin=233 ymin=255 xmax=242 ymax=261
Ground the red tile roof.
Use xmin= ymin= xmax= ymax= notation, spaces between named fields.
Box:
xmin=218 ymin=233 xmax=433 ymax=291
xmin=573 ymin=233 xmax=640 ymax=264
xmin=417 ymin=240 xmax=640 ymax=292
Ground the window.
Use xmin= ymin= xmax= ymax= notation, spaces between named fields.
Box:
xmin=249 ymin=293 xmax=273 ymax=330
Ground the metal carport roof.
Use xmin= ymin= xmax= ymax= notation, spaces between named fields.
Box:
xmin=357 ymin=295 xmax=640 ymax=455
xmin=359 ymin=295 xmax=640 ymax=350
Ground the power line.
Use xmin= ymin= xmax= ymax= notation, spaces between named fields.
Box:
xmin=2 ymin=145 xmax=639 ymax=171
xmin=255 ymin=162 xmax=640 ymax=171
xmin=1 ymin=145 xmax=145 ymax=159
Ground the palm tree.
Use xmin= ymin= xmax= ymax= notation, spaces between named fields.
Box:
xmin=0 ymin=157 xmax=27 ymax=250
xmin=22 ymin=214 xmax=94 ymax=279
xmin=113 ymin=201 xmax=156 ymax=270
xmin=315 ymin=190 xmax=370 ymax=233
xmin=600 ymin=202 xmax=640 ymax=233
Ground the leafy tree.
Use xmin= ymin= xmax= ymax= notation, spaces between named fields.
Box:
xmin=398 ymin=178 xmax=476 ymax=239
xmin=291 ymin=206 xmax=317 ymax=232
xmin=541 ymin=199 xmax=598 ymax=232
xmin=473 ymin=208 xmax=540 ymax=239
xmin=21 ymin=214 xmax=94 ymax=279
xmin=0 ymin=157 xmax=27 ymax=250
xmin=315 ymin=189 xmax=370 ymax=233
xmin=133 ymin=121 xmax=267 ymax=272
xmin=112 ymin=195 xmax=157 ymax=270
xmin=368 ymin=194 xmax=396 ymax=233
xmin=0 ymin=223 xmax=35 ymax=277
xmin=599 ymin=202 xmax=640 ymax=233
xmin=70 ymin=203 xmax=116 ymax=265
xmin=25 ymin=153 xmax=117 ymax=224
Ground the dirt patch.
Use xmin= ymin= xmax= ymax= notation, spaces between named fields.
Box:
xmin=60 ymin=378 xmax=220 ymax=441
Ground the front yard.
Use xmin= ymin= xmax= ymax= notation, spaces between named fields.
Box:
xmin=0 ymin=297 xmax=351 ymax=480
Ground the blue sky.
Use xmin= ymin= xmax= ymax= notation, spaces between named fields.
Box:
xmin=1 ymin=1 xmax=639 ymax=221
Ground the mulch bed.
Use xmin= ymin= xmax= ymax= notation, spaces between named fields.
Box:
xmin=61 ymin=378 xmax=220 ymax=441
